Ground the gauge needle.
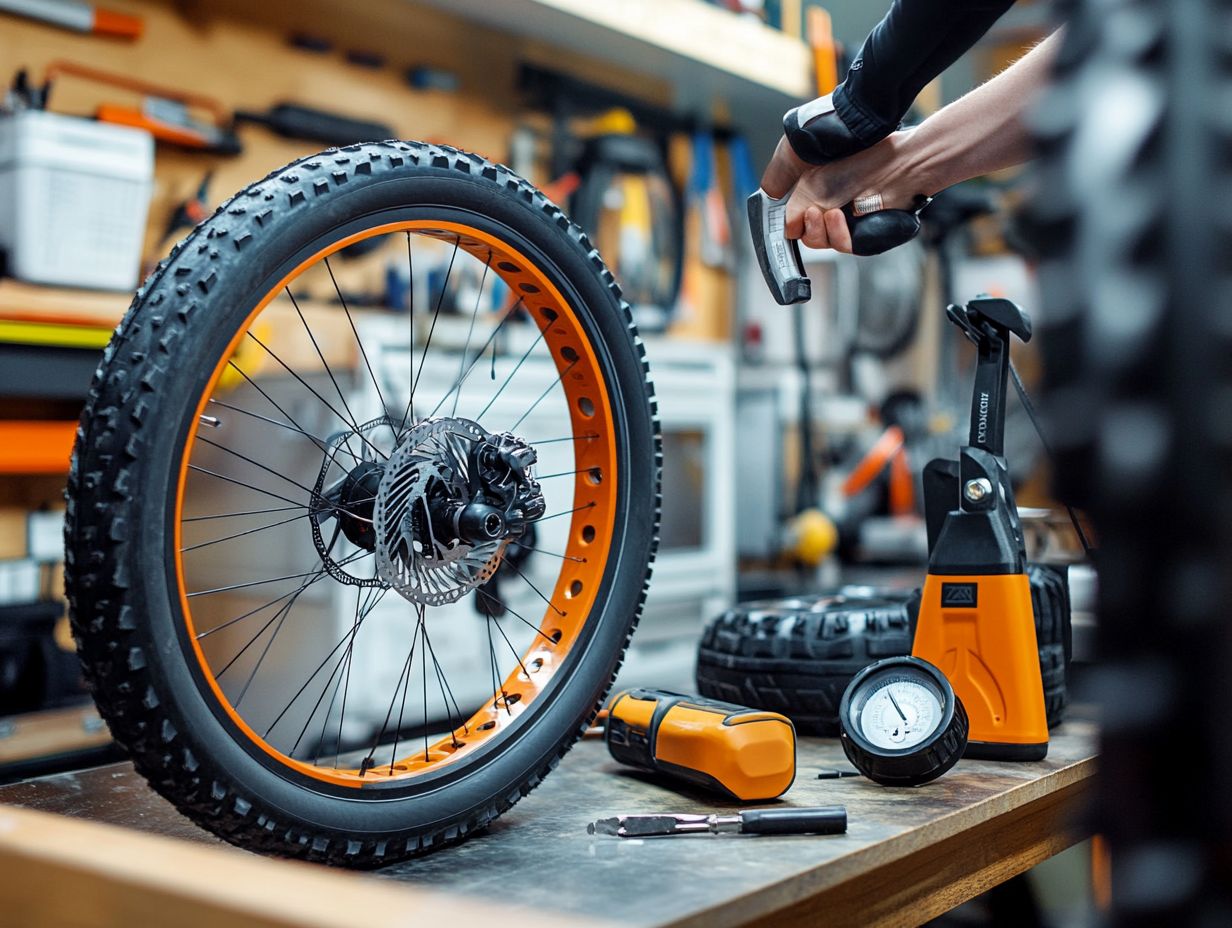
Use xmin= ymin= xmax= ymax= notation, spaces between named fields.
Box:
xmin=887 ymin=688 xmax=908 ymax=722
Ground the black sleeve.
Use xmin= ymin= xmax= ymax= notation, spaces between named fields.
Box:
xmin=834 ymin=0 xmax=1017 ymax=145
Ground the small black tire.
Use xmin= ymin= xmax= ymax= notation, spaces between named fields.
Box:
xmin=696 ymin=566 xmax=1072 ymax=734
xmin=695 ymin=588 xmax=918 ymax=735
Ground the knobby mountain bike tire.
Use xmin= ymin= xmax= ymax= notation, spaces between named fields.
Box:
xmin=696 ymin=564 xmax=1070 ymax=734
xmin=65 ymin=142 xmax=660 ymax=867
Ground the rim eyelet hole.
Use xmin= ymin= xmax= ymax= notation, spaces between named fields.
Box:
xmin=581 ymin=525 xmax=596 ymax=544
xmin=586 ymin=467 xmax=602 ymax=485
xmin=497 ymin=261 xmax=520 ymax=273
xmin=560 ymin=346 xmax=579 ymax=363
xmin=567 ymin=579 xmax=583 ymax=598
xmin=519 ymin=283 xmax=541 ymax=294
xmin=478 ymin=720 xmax=496 ymax=731
xmin=577 ymin=397 xmax=594 ymax=417
xmin=549 ymin=628 xmax=563 ymax=643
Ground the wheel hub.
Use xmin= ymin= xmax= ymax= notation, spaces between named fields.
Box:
xmin=372 ymin=417 xmax=546 ymax=606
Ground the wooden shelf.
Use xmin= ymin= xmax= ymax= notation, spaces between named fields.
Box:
xmin=409 ymin=0 xmax=812 ymax=126
xmin=0 ymin=281 xmax=127 ymax=330
xmin=0 ymin=706 xmax=111 ymax=768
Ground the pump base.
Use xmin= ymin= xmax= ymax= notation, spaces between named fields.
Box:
xmin=964 ymin=740 xmax=1048 ymax=762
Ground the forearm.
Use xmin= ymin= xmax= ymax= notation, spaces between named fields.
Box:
xmin=901 ymin=31 xmax=1061 ymax=195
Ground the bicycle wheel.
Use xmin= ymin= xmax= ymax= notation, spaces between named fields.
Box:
xmin=65 ymin=142 xmax=660 ymax=867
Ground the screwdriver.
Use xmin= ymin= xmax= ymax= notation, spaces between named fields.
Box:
xmin=588 ymin=806 xmax=847 ymax=838
xmin=605 ymin=689 xmax=796 ymax=801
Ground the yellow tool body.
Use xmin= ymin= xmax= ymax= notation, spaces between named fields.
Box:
xmin=605 ymin=689 xmax=796 ymax=801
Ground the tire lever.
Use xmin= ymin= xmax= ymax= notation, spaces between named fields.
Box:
xmin=746 ymin=189 xmax=812 ymax=305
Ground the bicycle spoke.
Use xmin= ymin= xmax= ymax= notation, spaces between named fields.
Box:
xmin=184 ymin=504 xmax=305 ymax=524
xmin=427 ymin=297 xmax=523 ymax=420
xmin=509 ymin=563 xmax=565 ymax=617
xmin=475 ymin=587 xmax=558 ymax=644
xmin=196 ymin=436 xmax=325 ymax=503
xmin=295 ymin=583 xmax=386 ymax=761
xmin=422 ymin=620 xmax=467 ymax=739
xmin=475 ymin=324 xmax=548 ymax=421
xmin=215 ymin=366 xmax=352 ymax=464
xmin=453 ymin=250 xmax=492 ymax=417
xmin=397 ymin=232 xmax=416 ymax=432
xmin=535 ymin=468 xmax=590 ymax=480
xmin=287 ymin=286 xmax=363 ymax=433
xmin=511 ymin=359 xmax=579 ymax=431
xmin=188 ymin=464 xmax=310 ymax=511
xmin=524 ymin=433 xmax=599 ymax=445
xmin=325 ymin=257 xmax=396 ymax=442
xmin=215 ymin=564 xmax=326 ymax=681
xmin=208 ymin=396 xmax=362 ymax=464
xmin=367 ymin=607 xmax=424 ymax=773
xmin=485 ymin=610 xmax=509 ymax=715
xmin=196 ymin=566 xmax=332 ymax=639
xmin=264 ymin=582 xmax=385 ymax=741
xmin=187 ymin=554 xmax=367 ymax=598
xmin=420 ymin=611 xmax=429 ymax=762
xmin=535 ymin=501 xmax=597 ymax=523
xmin=334 ymin=582 xmax=384 ymax=767
xmin=516 ymin=545 xmax=586 ymax=564
xmin=407 ymin=235 xmax=459 ymax=426
xmin=488 ymin=607 xmax=533 ymax=685
xmin=181 ymin=510 xmax=311 ymax=553
xmin=246 ymin=330 xmax=387 ymax=461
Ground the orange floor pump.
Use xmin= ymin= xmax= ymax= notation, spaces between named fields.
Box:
xmin=913 ymin=297 xmax=1049 ymax=760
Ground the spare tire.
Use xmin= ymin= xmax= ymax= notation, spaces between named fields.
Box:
xmin=696 ymin=566 xmax=1071 ymax=734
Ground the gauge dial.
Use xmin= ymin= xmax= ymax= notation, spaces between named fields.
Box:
xmin=839 ymin=656 xmax=969 ymax=786
xmin=858 ymin=678 xmax=942 ymax=750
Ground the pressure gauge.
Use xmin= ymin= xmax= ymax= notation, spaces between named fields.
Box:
xmin=838 ymin=657 xmax=968 ymax=786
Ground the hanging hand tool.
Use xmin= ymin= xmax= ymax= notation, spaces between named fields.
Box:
xmin=588 ymin=806 xmax=847 ymax=838
xmin=233 ymin=103 xmax=393 ymax=147
xmin=0 ymin=0 xmax=142 ymax=39
xmin=605 ymin=690 xmax=796 ymax=801
xmin=42 ymin=60 xmax=240 ymax=153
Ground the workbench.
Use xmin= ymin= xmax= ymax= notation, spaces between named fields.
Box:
xmin=0 ymin=718 xmax=1097 ymax=928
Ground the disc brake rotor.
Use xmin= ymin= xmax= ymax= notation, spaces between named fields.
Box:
xmin=374 ymin=417 xmax=545 ymax=606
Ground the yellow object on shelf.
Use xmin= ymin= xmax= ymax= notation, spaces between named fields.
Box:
xmin=785 ymin=507 xmax=838 ymax=566
xmin=0 ymin=319 xmax=113 ymax=350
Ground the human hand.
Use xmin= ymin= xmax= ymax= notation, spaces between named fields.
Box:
xmin=760 ymin=131 xmax=929 ymax=254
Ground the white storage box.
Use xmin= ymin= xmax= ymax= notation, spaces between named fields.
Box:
xmin=0 ymin=110 xmax=153 ymax=291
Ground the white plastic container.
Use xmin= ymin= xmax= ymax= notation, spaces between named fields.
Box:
xmin=0 ymin=110 xmax=153 ymax=291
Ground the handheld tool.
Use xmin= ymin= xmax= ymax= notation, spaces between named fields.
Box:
xmin=0 ymin=0 xmax=142 ymax=39
xmin=42 ymin=60 xmax=241 ymax=154
xmin=588 ymin=806 xmax=847 ymax=838
xmin=233 ymin=103 xmax=393 ymax=147
xmin=911 ymin=297 xmax=1049 ymax=761
xmin=605 ymin=689 xmax=796 ymax=801
xmin=746 ymin=97 xmax=929 ymax=305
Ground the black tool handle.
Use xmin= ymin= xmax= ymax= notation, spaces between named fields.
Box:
xmin=740 ymin=806 xmax=847 ymax=835
xmin=846 ymin=207 xmax=923 ymax=256
xmin=236 ymin=104 xmax=394 ymax=146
